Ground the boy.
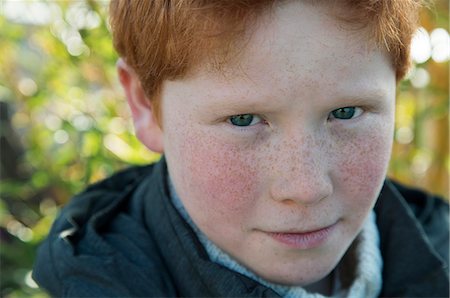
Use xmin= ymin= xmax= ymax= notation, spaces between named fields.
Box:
xmin=33 ymin=0 xmax=449 ymax=297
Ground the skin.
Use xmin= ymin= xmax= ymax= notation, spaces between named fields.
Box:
xmin=119 ymin=1 xmax=396 ymax=294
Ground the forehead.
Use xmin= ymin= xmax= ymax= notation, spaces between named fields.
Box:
xmin=176 ymin=2 xmax=393 ymax=100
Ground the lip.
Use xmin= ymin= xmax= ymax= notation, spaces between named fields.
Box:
xmin=265 ymin=222 xmax=338 ymax=250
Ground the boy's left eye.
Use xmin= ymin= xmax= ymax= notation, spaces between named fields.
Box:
xmin=228 ymin=114 xmax=262 ymax=127
xmin=329 ymin=107 xmax=363 ymax=120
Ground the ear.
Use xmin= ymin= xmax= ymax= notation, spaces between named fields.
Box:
xmin=117 ymin=58 xmax=164 ymax=153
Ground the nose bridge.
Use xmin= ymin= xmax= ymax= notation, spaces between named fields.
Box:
xmin=269 ymin=132 xmax=332 ymax=205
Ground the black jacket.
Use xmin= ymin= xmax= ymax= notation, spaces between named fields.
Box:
xmin=33 ymin=158 xmax=449 ymax=297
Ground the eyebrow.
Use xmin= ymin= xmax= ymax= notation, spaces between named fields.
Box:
xmin=198 ymin=86 xmax=391 ymax=116
xmin=334 ymin=91 xmax=389 ymax=105
xmin=202 ymin=95 xmax=279 ymax=114
xmin=219 ymin=87 xmax=387 ymax=102
xmin=343 ymin=85 xmax=393 ymax=100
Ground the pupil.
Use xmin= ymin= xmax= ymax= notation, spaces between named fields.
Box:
xmin=332 ymin=107 xmax=355 ymax=119
xmin=230 ymin=114 xmax=254 ymax=126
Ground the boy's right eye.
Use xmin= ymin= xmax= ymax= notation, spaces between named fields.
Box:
xmin=228 ymin=114 xmax=262 ymax=127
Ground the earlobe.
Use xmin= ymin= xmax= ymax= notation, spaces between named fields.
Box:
xmin=116 ymin=58 xmax=164 ymax=153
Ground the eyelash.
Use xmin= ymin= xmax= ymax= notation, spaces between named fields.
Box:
xmin=227 ymin=114 xmax=265 ymax=127
xmin=226 ymin=106 xmax=365 ymax=129
xmin=327 ymin=107 xmax=364 ymax=121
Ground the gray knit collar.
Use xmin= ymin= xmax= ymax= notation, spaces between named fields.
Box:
xmin=167 ymin=175 xmax=383 ymax=298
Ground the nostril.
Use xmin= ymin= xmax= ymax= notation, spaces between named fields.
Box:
xmin=278 ymin=194 xmax=328 ymax=206
xmin=280 ymin=198 xmax=297 ymax=206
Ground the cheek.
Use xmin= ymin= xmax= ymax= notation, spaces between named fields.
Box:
xmin=332 ymin=126 xmax=393 ymax=208
xmin=167 ymin=128 xmax=262 ymax=223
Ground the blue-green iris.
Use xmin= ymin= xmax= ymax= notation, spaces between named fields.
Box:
xmin=229 ymin=114 xmax=254 ymax=126
xmin=331 ymin=107 xmax=356 ymax=119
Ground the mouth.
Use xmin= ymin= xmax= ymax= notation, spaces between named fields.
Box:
xmin=265 ymin=221 xmax=338 ymax=250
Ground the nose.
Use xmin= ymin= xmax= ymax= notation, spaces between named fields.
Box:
xmin=269 ymin=134 xmax=333 ymax=206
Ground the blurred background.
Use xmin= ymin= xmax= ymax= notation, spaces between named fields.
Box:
xmin=0 ymin=0 xmax=448 ymax=297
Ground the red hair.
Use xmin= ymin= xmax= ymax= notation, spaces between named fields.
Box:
xmin=109 ymin=0 xmax=423 ymax=122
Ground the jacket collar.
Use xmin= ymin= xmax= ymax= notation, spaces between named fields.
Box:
xmin=374 ymin=180 xmax=449 ymax=297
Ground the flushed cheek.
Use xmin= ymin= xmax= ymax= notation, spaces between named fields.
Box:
xmin=169 ymin=130 xmax=263 ymax=229
xmin=333 ymin=130 xmax=392 ymax=212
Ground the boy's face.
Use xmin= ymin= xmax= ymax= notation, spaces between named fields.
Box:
xmin=159 ymin=1 xmax=395 ymax=286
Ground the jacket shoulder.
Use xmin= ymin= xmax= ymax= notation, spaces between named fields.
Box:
xmin=388 ymin=179 xmax=449 ymax=265
xmin=33 ymin=162 xmax=172 ymax=297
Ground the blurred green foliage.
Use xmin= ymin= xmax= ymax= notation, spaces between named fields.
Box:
xmin=0 ymin=1 xmax=158 ymax=297
xmin=391 ymin=3 xmax=449 ymax=200
xmin=0 ymin=1 xmax=448 ymax=297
